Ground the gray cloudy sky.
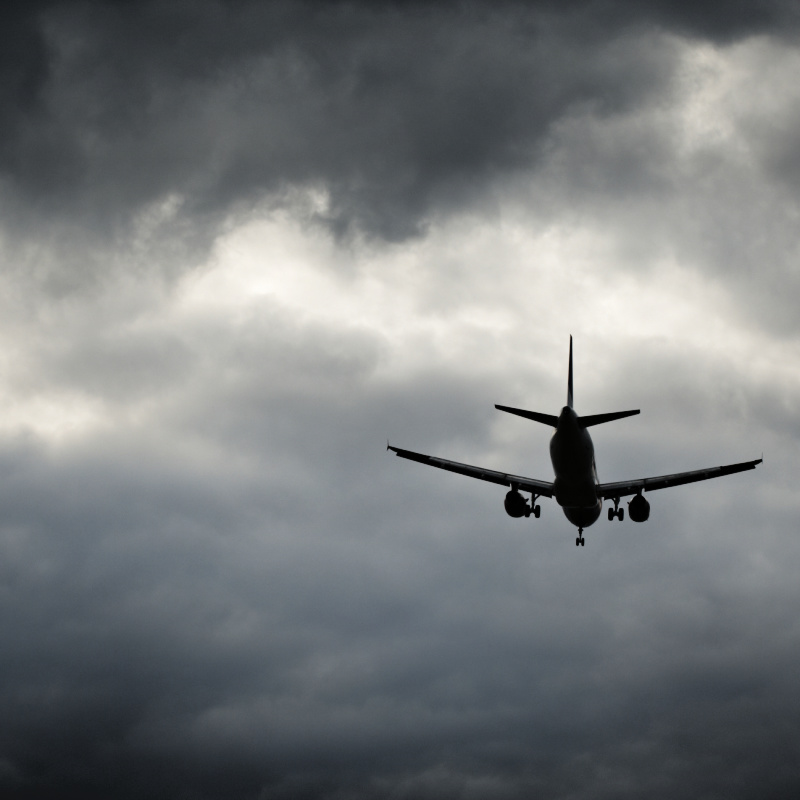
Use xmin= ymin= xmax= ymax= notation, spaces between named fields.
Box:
xmin=0 ymin=1 xmax=798 ymax=798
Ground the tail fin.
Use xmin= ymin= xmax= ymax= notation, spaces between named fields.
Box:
xmin=567 ymin=335 xmax=574 ymax=409
xmin=495 ymin=336 xmax=639 ymax=428
xmin=494 ymin=336 xmax=574 ymax=427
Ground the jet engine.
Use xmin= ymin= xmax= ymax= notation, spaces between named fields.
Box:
xmin=504 ymin=489 xmax=529 ymax=518
xmin=628 ymin=493 xmax=650 ymax=523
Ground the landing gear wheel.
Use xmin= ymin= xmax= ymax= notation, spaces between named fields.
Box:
xmin=580 ymin=538 xmax=585 ymax=546
xmin=533 ymin=505 xmax=541 ymax=519
xmin=618 ymin=508 xmax=624 ymax=521
xmin=608 ymin=507 xmax=615 ymax=521
xmin=575 ymin=537 xmax=580 ymax=546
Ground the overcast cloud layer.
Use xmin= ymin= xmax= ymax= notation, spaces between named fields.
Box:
xmin=0 ymin=2 xmax=799 ymax=798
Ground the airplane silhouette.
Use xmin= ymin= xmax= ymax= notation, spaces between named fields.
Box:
xmin=388 ymin=337 xmax=761 ymax=546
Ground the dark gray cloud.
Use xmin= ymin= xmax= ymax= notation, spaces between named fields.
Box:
xmin=0 ymin=0 xmax=795 ymax=344
xmin=0 ymin=302 xmax=795 ymax=799
xmin=0 ymin=0 xmax=796 ymax=251
xmin=0 ymin=2 xmax=797 ymax=799
xmin=3 ymin=0 xmax=648 ymax=243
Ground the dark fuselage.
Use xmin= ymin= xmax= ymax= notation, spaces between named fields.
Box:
xmin=550 ymin=406 xmax=602 ymax=528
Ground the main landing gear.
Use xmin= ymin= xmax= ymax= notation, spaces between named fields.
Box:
xmin=525 ymin=493 xmax=541 ymax=519
xmin=608 ymin=498 xmax=624 ymax=521
xmin=575 ymin=527 xmax=585 ymax=546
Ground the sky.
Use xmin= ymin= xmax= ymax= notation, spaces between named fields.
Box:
xmin=0 ymin=1 xmax=798 ymax=798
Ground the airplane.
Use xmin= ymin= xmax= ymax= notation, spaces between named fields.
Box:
xmin=388 ymin=337 xmax=761 ymax=546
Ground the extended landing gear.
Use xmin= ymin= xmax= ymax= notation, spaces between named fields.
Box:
xmin=575 ymin=527 xmax=585 ymax=546
xmin=608 ymin=498 xmax=624 ymax=521
xmin=525 ymin=494 xmax=541 ymax=519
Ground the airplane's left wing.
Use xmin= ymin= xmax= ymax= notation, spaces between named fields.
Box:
xmin=598 ymin=457 xmax=762 ymax=499
xmin=387 ymin=445 xmax=554 ymax=497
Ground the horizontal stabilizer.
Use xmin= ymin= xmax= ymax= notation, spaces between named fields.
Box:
xmin=495 ymin=405 xmax=558 ymax=427
xmin=579 ymin=409 xmax=640 ymax=427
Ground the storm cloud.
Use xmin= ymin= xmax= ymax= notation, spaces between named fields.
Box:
xmin=0 ymin=0 xmax=795 ymax=242
xmin=0 ymin=1 xmax=798 ymax=798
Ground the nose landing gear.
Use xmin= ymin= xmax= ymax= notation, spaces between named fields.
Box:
xmin=575 ymin=527 xmax=585 ymax=546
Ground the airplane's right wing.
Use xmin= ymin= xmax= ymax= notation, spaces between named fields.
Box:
xmin=387 ymin=445 xmax=554 ymax=497
xmin=598 ymin=457 xmax=762 ymax=499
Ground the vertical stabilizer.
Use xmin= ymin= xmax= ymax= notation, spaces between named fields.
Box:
xmin=567 ymin=335 xmax=574 ymax=408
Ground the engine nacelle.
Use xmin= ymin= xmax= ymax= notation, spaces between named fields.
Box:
xmin=628 ymin=493 xmax=650 ymax=523
xmin=504 ymin=489 xmax=529 ymax=518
